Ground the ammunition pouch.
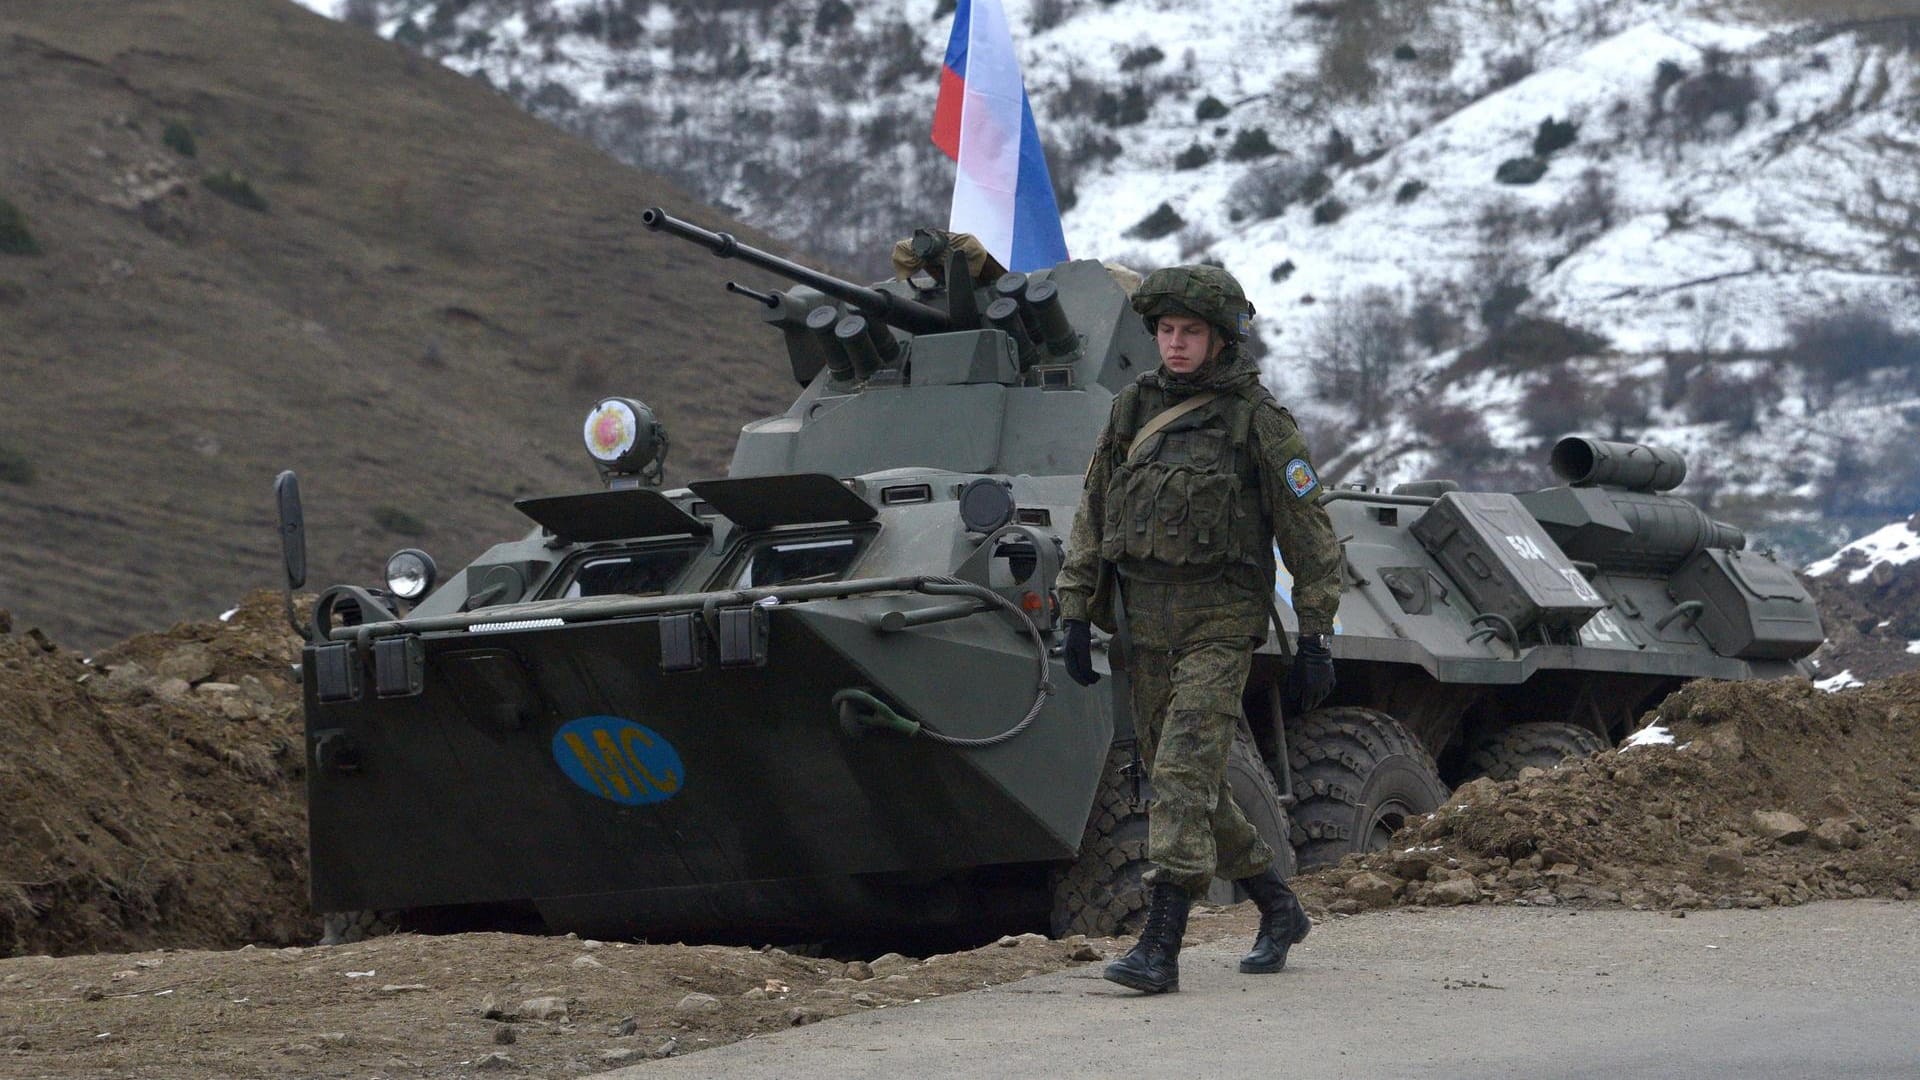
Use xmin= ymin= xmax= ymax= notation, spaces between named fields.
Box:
xmin=1099 ymin=394 xmax=1262 ymax=571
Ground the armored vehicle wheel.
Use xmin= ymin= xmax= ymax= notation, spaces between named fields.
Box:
xmin=1288 ymin=707 xmax=1449 ymax=868
xmin=1464 ymin=722 xmax=1610 ymax=781
xmin=1203 ymin=721 xmax=1297 ymax=906
xmin=1050 ymin=743 xmax=1151 ymax=938
xmin=1052 ymin=726 xmax=1294 ymax=936
xmin=320 ymin=909 xmax=402 ymax=946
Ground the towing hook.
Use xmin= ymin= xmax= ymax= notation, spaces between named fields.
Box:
xmin=833 ymin=688 xmax=921 ymax=739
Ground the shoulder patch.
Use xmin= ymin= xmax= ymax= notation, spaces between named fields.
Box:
xmin=1284 ymin=458 xmax=1319 ymax=499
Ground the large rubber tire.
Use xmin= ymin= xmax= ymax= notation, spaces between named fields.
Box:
xmin=1052 ymin=727 xmax=1295 ymax=936
xmin=1202 ymin=723 xmax=1297 ymax=905
xmin=319 ymin=909 xmax=402 ymax=946
xmin=1050 ymin=743 xmax=1152 ymax=939
xmin=1288 ymin=707 xmax=1450 ymax=869
xmin=1464 ymin=722 xmax=1610 ymax=781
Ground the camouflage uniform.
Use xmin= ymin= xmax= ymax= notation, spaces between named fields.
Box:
xmin=1057 ymin=271 xmax=1342 ymax=898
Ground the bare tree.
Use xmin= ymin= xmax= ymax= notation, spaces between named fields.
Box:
xmin=1308 ymin=288 xmax=1413 ymax=426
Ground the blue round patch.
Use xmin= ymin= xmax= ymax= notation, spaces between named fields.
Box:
xmin=551 ymin=716 xmax=685 ymax=806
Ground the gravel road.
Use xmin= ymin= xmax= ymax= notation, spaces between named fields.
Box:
xmin=604 ymin=900 xmax=1920 ymax=1080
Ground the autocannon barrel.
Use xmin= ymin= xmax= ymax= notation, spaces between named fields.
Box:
xmin=642 ymin=207 xmax=952 ymax=335
xmin=1550 ymin=437 xmax=1687 ymax=493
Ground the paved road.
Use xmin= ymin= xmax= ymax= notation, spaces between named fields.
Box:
xmin=603 ymin=901 xmax=1919 ymax=1079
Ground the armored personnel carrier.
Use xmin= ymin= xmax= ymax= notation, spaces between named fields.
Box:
xmin=276 ymin=210 xmax=1824 ymax=943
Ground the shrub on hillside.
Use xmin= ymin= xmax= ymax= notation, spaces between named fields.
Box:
xmin=1598 ymin=377 xmax=1653 ymax=439
xmin=0 ymin=444 xmax=34 ymax=486
xmin=1094 ymin=84 xmax=1150 ymax=127
xmin=1029 ymin=0 xmax=1076 ymax=33
xmin=1178 ymin=225 xmax=1218 ymax=261
xmin=202 ymin=171 xmax=268 ymax=212
xmin=1822 ymin=435 xmax=1920 ymax=518
xmin=373 ymin=506 xmax=428 ymax=537
xmin=1495 ymin=156 xmax=1547 ymax=185
xmin=1461 ymin=317 xmax=1607 ymax=372
xmin=1650 ymin=59 xmax=1687 ymax=110
xmin=1127 ymin=202 xmax=1185 ymax=240
xmin=1488 ymin=53 xmax=1534 ymax=91
xmin=1532 ymin=116 xmax=1579 ymax=157
xmin=814 ymin=0 xmax=853 ymax=35
xmin=1410 ymin=400 xmax=1497 ymax=476
xmin=1548 ymin=168 xmax=1617 ymax=236
xmin=1066 ymin=127 xmax=1123 ymax=165
xmin=163 ymin=121 xmax=197 ymax=158
xmin=1324 ymin=127 xmax=1356 ymax=167
xmin=1174 ymin=143 xmax=1213 ymax=170
xmin=1227 ymin=127 xmax=1279 ymax=161
xmin=0 ymin=198 xmax=41 ymax=256
xmin=1409 ymin=295 xmax=1464 ymax=353
xmin=1521 ymin=364 xmax=1591 ymax=439
xmin=1683 ymin=364 xmax=1776 ymax=434
xmin=1395 ymin=179 xmax=1427 ymax=204
xmin=1195 ymin=95 xmax=1229 ymax=121
xmin=1120 ymin=45 xmax=1165 ymax=72
xmin=1316 ymin=0 xmax=1381 ymax=100
xmin=1786 ymin=305 xmax=1920 ymax=396
xmin=1312 ymin=197 xmax=1348 ymax=225
xmin=1477 ymin=281 xmax=1530 ymax=332
xmin=1672 ymin=69 xmax=1762 ymax=138
xmin=1226 ymin=160 xmax=1323 ymax=220
xmin=1475 ymin=197 xmax=1543 ymax=245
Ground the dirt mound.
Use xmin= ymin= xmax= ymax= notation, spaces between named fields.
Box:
xmin=1299 ymin=673 xmax=1920 ymax=915
xmin=1805 ymin=529 xmax=1920 ymax=683
xmin=0 ymin=925 xmax=1125 ymax=1077
xmin=0 ymin=591 xmax=311 ymax=958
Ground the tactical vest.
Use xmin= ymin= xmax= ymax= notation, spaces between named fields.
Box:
xmin=1098 ymin=383 xmax=1271 ymax=578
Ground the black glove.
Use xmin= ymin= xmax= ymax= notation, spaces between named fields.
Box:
xmin=1061 ymin=619 xmax=1100 ymax=687
xmin=1285 ymin=634 xmax=1334 ymax=712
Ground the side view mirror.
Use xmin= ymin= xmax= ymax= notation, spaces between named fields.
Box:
xmin=275 ymin=471 xmax=312 ymax=642
xmin=275 ymin=470 xmax=307 ymax=590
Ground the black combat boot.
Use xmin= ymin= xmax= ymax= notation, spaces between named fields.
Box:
xmin=1103 ymin=883 xmax=1191 ymax=994
xmin=1237 ymin=866 xmax=1311 ymax=974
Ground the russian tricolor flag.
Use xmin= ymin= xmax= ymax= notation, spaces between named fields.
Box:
xmin=932 ymin=0 xmax=1069 ymax=273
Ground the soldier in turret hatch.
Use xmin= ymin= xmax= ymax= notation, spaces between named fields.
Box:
xmin=1054 ymin=264 xmax=1344 ymax=995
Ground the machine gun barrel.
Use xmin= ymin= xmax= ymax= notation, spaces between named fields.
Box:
xmin=643 ymin=207 xmax=952 ymax=335
xmin=725 ymin=281 xmax=780 ymax=309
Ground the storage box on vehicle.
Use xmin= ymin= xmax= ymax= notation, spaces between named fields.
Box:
xmin=1410 ymin=491 xmax=1607 ymax=637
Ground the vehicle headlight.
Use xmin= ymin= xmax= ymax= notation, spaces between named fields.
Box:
xmin=384 ymin=548 xmax=438 ymax=601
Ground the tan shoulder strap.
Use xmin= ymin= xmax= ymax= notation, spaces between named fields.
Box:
xmin=1123 ymin=391 xmax=1222 ymax=462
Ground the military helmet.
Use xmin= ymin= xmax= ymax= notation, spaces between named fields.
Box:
xmin=1131 ymin=264 xmax=1256 ymax=341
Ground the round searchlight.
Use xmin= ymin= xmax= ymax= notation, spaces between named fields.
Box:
xmin=384 ymin=548 xmax=438 ymax=601
xmin=583 ymin=397 xmax=668 ymax=486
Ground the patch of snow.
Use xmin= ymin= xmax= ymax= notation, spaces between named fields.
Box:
xmin=219 ymin=607 xmax=241 ymax=623
xmin=1805 ymin=521 xmax=1920 ymax=581
xmin=1908 ymin=640 xmax=1920 ymax=655
xmin=1815 ymin=670 xmax=1863 ymax=693
xmin=1622 ymin=725 xmax=1675 ymax=748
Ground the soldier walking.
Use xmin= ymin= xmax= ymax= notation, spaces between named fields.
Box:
xmin=1055 ymin=265 xmax=1343 ymax=994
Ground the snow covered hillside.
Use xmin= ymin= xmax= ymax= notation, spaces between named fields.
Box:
xmin=293 ymin=0 xmax=1920 ymax=562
